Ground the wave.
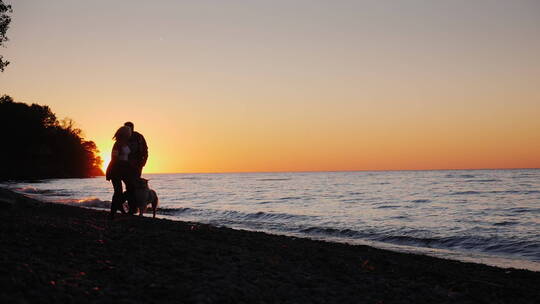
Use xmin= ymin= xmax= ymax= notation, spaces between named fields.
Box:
xmin=489 ymin=190 xmax=540 ymax=194
xmin=297 ymin=226 xmax=540 ymax=260
xmin=518 ymin=190 xmax=539 ymax=194
xmin=340 ymin=198 xmax=361 ymax=204
xmin=300 ymin=226 xmax=366 ymax=238
xmin=14 ymin=187 xmax=73 ymax=197
xmin=176 ymin=176 xmax=207 ymax=180
xmin=450 ymin=190 xmax=540 ymax=196
xmin=15 ymin=187 xmax=56 ymax=195
xmin=411 ymin=199 xmax=431 ymax=203
xmin=278 ymin=196 xmax=302 ymax=201
xmin=157 ymin=206 xmax=316 ymax=222
xmin=63 ymin=198 xmax=111 ymax=209
xmin=159 ymin=207 xmax=195 ymax=215
xmin=256 ymin=178 xmax=291 ymax=181
xmin=376 ymin=205 xmax=400 ymax=209
xmin=506 ymin=207 xmax=539 ymax=214
xmin=450 ymin=191 xmax=481 ymax=195
xmin=445 ymin=174 xmax=476 ymax=178
xmin=464 ymin=179 xmax=501 ymax=183
xmin=493 ymin=221 xmax=518 ymax=226
xmin=391 ymin=215 xmax=409 ymax=219
xmin=515 ymin=173 xmax=538 ymax=178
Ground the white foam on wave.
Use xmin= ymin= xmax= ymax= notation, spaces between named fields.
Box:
xmin=60 ymin=197 xmax=111 ymax=209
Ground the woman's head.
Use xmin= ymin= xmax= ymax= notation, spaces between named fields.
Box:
xmin=113 ymin=126 xmax=132 ymax=143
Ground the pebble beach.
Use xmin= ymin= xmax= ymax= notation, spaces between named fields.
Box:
xmin=1 ymin=188 xmax=539 ymax=303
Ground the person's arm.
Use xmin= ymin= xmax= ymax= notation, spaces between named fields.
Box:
xmin=139 ymin=134 xmax=148 ymax=166
xmin=106 ymin=143 xmax=119 ymax=180
xmin=111 ymin=146 xmax=119 ymax=161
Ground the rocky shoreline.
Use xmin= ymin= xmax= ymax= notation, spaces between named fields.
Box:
xmin=0 ymin=188 xmax=538 ymax=303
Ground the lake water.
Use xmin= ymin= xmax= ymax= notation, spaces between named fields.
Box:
xmin=3 ymin=169 xmax=539 ymax=271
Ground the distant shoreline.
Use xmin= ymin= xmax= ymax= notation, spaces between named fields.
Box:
xmin=1 ymin=187 xmax=538 ymax=303
xmin=2 ymin=167 xmax=538 ymax=180
xmin=139 ymin=167 xmax=540 ymax=175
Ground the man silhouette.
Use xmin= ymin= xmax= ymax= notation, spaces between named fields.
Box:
xmin=124 ymin=121 xmax=148 ymax=178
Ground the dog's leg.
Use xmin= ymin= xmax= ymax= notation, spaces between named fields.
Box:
xmin=151 ymin=190 xmax=158 ymax=218
xmin=140 ymin=206 xmax=147 ymax=217
xmin=152 ymin=199 xmax=158 ymax=218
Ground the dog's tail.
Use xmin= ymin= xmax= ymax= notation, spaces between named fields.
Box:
xmin=151 ymin=190 xmax=159 ymax=218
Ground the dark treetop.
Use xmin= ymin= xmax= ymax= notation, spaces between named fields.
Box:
xmin=0 ymin=95 xmax=103 ymax=180
xmin=0 ymin=0 xmax=12 ymax=72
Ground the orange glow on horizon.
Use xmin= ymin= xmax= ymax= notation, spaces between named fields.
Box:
xmin=97 ymin=141 xmax=159 ymax=175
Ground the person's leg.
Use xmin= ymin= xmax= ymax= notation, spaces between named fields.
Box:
xmin=110 ymin=179 xmax=124 ymax=219
xmin=123 ymin=169 xmax=138 ymax=215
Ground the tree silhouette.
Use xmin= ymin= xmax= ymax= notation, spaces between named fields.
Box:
xmin=0 ymin=95 xmax=104 ymax=180
xmin=0 ymin=0 xmax=12 ymax=71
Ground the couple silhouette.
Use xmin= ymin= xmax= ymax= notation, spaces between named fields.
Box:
xmin=105 ymin=122 xmax=151 ymax=219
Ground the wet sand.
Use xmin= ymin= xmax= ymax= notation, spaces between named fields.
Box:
xmin=0 ymin=188 xmax=538 ymax=303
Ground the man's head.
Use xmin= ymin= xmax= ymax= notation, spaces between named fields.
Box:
xmin=124 ymin=121 xmax=134 ymax=132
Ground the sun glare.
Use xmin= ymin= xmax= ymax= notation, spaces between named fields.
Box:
xmin=101 ymin=152 xmax=111 ymax=172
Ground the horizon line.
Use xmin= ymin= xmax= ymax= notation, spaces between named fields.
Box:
xmin=141 ymin=167 xmax=540 ymax=175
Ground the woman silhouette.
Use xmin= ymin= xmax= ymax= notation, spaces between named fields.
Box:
xmin=106 ymin=126 xmax=136 ymax=219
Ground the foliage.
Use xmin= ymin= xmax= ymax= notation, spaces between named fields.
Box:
xmin=0 ymin=95 xmax=104 ymax=180
xmin=0 ymin=0 xmax=12 ymax=71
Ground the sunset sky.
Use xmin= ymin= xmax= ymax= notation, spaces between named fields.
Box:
xmin=1 ymin=0 xmax=539 ymax=173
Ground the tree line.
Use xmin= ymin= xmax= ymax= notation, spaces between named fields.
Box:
xmin=0 ymin=0 xmax=11 ymax=71
xmin=0 ymin=95 xmax=104 ymax=180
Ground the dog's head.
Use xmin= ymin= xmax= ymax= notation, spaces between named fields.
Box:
xmin=134 ymin=178 xmax=149 ymax=189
